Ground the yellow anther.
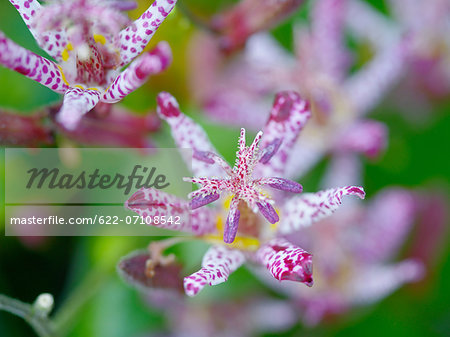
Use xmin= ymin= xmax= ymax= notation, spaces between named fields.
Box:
xmin=61 ymin=43 xmax=73 ymax=61
xmin=94 ymin=34 xmax=106 ymax=45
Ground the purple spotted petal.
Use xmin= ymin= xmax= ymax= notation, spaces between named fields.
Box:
xmin=258 ymin=138 xmax=282 ymax=164
xmin=125 ymin=188 xmax=216 ymax=236
xmin=255 ymin=238 xmax=313 ymax=286
xmin=259 ymin=177 xmax=303 ymax=193
xmin=193 ymin=149 xmax=215 ymax=164
xmin=257 ymin=201 xmax=279 ymax=224
xmin=184 ymin=245 xmax=245 ymax=296
xmin=255 ymin=91 xmax=311 ymax=177
xmin=279 ymin=186 xmax=366 ymax=235
xmin=223 ymin=197 xmax=241 ymax=244
xmin=57 ymin=88 xmax=101 ymax=130
xmin=9 ymin=0 xmax=68 ymax=61
xmin=0 ymin=32 xmax=69 ymax=93
xmin=117 ymin=0 xmax=177 ymax=66
xmin=190 ymin=193 xmax=220 ymax=210
xmin=103 ymin=41 xmax=172 ymax=103
xmin=156 ymin=92 xmax=224 ymax=177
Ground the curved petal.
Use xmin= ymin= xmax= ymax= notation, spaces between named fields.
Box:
xmin=56 ymin=87 xmax=101 ymax=130
xmin=349 ymin=260 xmax=424 ymax=305
xmin=255 ymin=91 xmax=311 ymax=177
xmin=103 ymin=41 xmax=171 ymax=103
xmin=125 ymin=188 xmax=216 ymax=236
xmin=156 ymin=92 xmax=224 ymax=177
xmin=356 ymin=189 xmax=417 ymax=263
xmin=9 ymin=0 xmax=68 ymax=61
xmin=335 ymin=120 xmax=388 ymax=158
xmin=254 ymin=238 xmax=313 ymax=286
xmin=184 ymin=245 xmax=245 ymax=296
xmin=117 ymin=0 xmax=177 ymax=66
xmin=346 ymin=0 xmax=399 ymax=51
xmin=344 ymin=41 xmax=406 ymax=116
xmin=0 ymin=32 xmax=69 ymax=93
xmin=279 ymin=186 xmax=365 ymax=235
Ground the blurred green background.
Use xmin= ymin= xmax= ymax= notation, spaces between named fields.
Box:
xmin=1 ymin=0 xmax=449 ymax=336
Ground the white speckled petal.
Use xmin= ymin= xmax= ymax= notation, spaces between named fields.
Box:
xmin=255 ymin=91 xmax=311 ymax=177
xmin=255 ymin=238 xmax=313 ymax=286
xmin=279 ymin=186 xmax=365 ymax=235
xmin=125 ymin=188 xmax=216 ymax=235
xmin=0 ymin=32 xmax=69 ymax=93
xmin=57 ymin=87 xmax=101 ymax=130
xmin=156 ymin=92 xmax=224 ymax=177
xmin=103 ymin=41 xmax=171 ymax=103
xmin=117 ymin=0 xmax=177 ymax=66
xmin=184 ymin=245 xmax=245 ymax=296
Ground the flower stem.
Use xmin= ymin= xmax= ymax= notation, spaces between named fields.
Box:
xmin=0 ymin=294 xmax=55 ymax=337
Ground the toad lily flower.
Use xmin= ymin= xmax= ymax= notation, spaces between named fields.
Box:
xmin=125 ymin=90 xmax=366 ymax=296
xmin=1 ymin=0 xmax=176 ymax=129
xmin=184 ymin=128 xmax=303 ymax=244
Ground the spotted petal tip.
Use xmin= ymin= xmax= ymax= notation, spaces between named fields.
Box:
xmin=156 ymin=91 xmax=181 ymax=118
xmin=270 ymin=91 xmax=310 ymax=122
xmin=257 ymin=239 xmax=314 ymax=287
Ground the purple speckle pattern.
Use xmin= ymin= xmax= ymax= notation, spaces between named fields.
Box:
xmin=4 ymin=0 xmax=177 ymax=129
xmin=255 ymin=238 xmax=313 ymax=286
xmin=184 ymin=245 xmax=245 ymax=297
xmin=117 ymin=0 xmax=176 ymax=66
xmin=255 ymin=91 xmax=311 ymax=178
xmin=279 ymin=185 xmax=366 ymax=235
xmin=125 ymin=188 xmax=216 ymax=236
xmin=0 ymin=32 xmax=69 ymax=93
xmin=57 ymin=87 xmax=101 ymax=130
xmin=156 ymin=92 xmax=224 ymax=178
xmin=9 ymin=0 xmax=67 ymax=61
xmin=103 ymin=41 xmax=171 ymax=103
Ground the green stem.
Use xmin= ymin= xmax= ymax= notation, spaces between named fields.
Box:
xmin=0 ymin=294 xmax=54 ymax=337
xmin=51 ymin=269 xmax=107 ymax=337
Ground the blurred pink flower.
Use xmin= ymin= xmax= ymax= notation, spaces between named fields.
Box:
xmin=189 ymin=0 xmax=397 ymax=177
xmin=0 ymin=110 xmax=53 ymax=146
xmin=49 ymin=102 xmax=161 ymax=147
xmin=210 ymin=0 xmax=305 ymax=53
xmin=255 ymin=154 xmax=424 ymax=326
xmin=125 ymin=90 xmax=365 ymax=296
xmin=1 ymin=0 xmax=176 ymax=129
